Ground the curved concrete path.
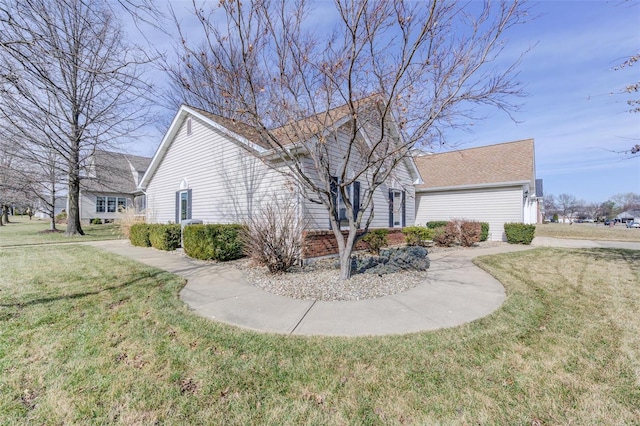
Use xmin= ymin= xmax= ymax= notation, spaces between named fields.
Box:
xmin=87 ymin=237 xmax=639 ymax=336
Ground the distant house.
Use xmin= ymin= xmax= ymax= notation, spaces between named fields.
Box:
xmin=80 ymin=150 xmax=151 ymax=223
xmin=138 ymin=104 xmax=420 ymax=230
xmin=617 ymin=209 xmax=640 ymax=223
xmin=413 ymin=139 xmax=541 ymax=241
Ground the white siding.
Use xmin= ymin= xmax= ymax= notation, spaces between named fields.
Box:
xmin=300 ymin=127 xmax=416 ymax=230
xmin=145 ymin=115 xmax=290 ymax=224
xmin=80 ymin=192 xmax=133 ymax=222
xmin=415 ymin=186 xmax=524 ymax=241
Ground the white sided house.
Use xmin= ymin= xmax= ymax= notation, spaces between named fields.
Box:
xmin=139 ymin=105 xmax=420 ymax=232
xmin=80 ymin=150 xmax=151 ymax=223
xmin=414 ymin=139 xmax=542 ymax=241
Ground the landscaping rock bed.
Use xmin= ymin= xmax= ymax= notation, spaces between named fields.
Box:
xmin=241 ymin=241 xmax=505 ymax=301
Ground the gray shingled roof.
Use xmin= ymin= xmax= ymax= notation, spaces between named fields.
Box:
xmin=81 ymin=150 xmax=151 ymax=194
xmin=414 ymin=139 xmax=535 ymax=191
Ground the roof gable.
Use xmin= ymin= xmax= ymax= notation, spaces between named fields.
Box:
xmin=140 ymin=101 xmax=422 ymax=189
xmin=82 ymin=150 xmax=151 ymax=194
xmin=415 ymin=139 xmax=535 ymax=191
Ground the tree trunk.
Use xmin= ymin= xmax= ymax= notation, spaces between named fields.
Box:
xmin=65 ymin=152 xmax=84 ymax=236
xmin=1 ymin=205 xmax=9 ymax=224
xmin=49 ymin=187 xmax=57 ymax=231
xmin=334 ymin=223 xmax=359 ymax=280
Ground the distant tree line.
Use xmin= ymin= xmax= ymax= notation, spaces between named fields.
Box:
xmin=544 ymin=192 xmax=640 ymax=222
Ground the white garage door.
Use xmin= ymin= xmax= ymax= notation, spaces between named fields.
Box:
xmin=415 ymin=186 xmax=523 ymax=241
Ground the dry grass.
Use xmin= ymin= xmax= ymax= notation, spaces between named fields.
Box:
xmin=536 ymin=222 xmax=640 ymax=242
xmin=0 ymin=215 xmax=122 ymax=246
xmin=0 ymin=244 xmax=638 ymax=424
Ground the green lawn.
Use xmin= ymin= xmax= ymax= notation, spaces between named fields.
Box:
xmin=536 ymin=222 xmax=640 ymax=242
xmin=0 ymin=215 xmax=122 ymax=246
xmin=0 ymin=244 xmax=638 ymax=424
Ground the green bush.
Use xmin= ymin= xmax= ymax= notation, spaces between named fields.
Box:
xmin=90 ymin=218 xmax=103 ymax=225
xmin=182 ymin=224 xmax=245 ymax=261
xmin=402 ymin=226 xmax=434 ymax=246
xmin=504 ymin=223 xmax=536 ymax=245
xmin=149 ymin=224 xmax=181 ymax=251
xmin=480 ymin=222 xmax=490 ymax=242
xmin=362 ymin=229 xmax=389 ymax=255
xmin=426 ymin=221 xmax=449 ymax=229
xmin=129 ymin=223 xmax=152 ymax=247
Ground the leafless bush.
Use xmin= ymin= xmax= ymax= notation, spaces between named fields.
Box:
xmin=433 ymin=219 xmax=481 ymax=247
xmin=460 ymin=220 xmax=481 ymax=247
xmin=243 ymin=197 xmax=305 ymax=273
xmin=116 ymin=207 xmax=145 ymax=238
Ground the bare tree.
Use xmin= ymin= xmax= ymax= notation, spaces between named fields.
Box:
xmin=556 ymin=193 xmax=578 ymax=223
xmin=0 ymin=0 xmax=154 ymax=236
xmin=167 ymin=0 xmax=529 ymax=279
xmin=543 ymin=194 xmax=557 ymax=219
xmin=611 ymin=192 xmax=640 ymax=212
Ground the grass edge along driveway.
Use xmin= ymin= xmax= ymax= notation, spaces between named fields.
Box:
xmin=0 ymin=244 xmax=638 ymax=425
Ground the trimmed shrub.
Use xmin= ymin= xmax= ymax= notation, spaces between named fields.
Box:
xmin=362 ymin=229 xmax=389 ymax=255
xmin=149 ymin=224 xmax=181 ymax=251
xmin=402 ymin=226 xmax=434 ymax=246
xmin=460 ymin=221 xmax=481 ymax=247
xmin=426 ymin=221 xmax=448 ymax=229
xmin=130 ymin=223 xmax=152 ymax=247
xmin=480 ymin=222 xmax=490 ymax=242
xmin=183 ymin=224 xmax=245 ymax=261
xmin=504 ymin=223 xmax=536 ymax=244
xmin=90 ymin=218 xmax=102 ymax=225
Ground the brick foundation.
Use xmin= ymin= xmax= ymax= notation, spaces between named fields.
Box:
xmin=302 ymin=228 xmax=405 ymax=259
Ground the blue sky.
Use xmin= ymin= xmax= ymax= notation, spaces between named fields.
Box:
xmin=127 ymin=1 xmax=639 ymax=204
xmin=443 ymin=1 xmax=640 ymax=203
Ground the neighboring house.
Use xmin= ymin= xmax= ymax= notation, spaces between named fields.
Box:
xmin=139 ymin=104 xmax=420 ymax=231
xmin=617 ymin=209 xmax=640 ymax=223
xmin=413 ymin=139 xmax=541 ymax=241
xmin=80 ymin=150 xmax=151 ymax=223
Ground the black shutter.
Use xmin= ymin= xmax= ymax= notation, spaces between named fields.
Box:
xmin=187 ymin=189 xmax=192 ymax=220
xmin=175 ymin=191 xmax=180 ymax=223
xmin=353 ymin=181 xmax=360 ymax=222
xmin=329 ymin=176 xmax=337 ymax=229
xmin=388 ymin=190 xmax=393 ymax=227
xmin=401 ymin=190 xmax=406 ymax=227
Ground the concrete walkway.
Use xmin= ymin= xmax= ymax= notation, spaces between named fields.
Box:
xmin=87 ymin=237 xmax=639 ymax=336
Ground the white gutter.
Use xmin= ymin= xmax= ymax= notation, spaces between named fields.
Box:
xmin=415 ymin=180 xmax=531 ymax=193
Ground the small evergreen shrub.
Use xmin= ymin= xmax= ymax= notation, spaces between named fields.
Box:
xmin=460 ymin=221 xmax=481 ymax=247
xmin=504 ymin=223 xmax=536 ymax=244
xmin=402 ymin=226 xmax=434 ymax=246
xmin=183 ymin=224 xmax=245 ymax=261
xmin=90 ymin=218 xmax=102 ymax=225
xmin=362 ymin=229 xmax=389 ymax=254
xmin=149 ymin=224 xmax=181 ymax=251
xmin=552 ymin=213 xmax=559 ymax=222
xmin=129 ymin=223 xmax=152 ymax=247
xmin=352 ymin=246 xmax=429 ymax=275
xmin=480 ymin=222 xmax=490 ymax=242
xmin=426 ymin=221 xmax=449 ymax=229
